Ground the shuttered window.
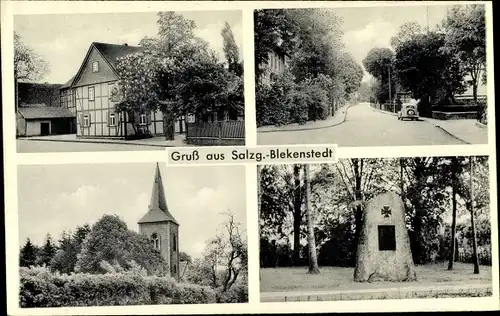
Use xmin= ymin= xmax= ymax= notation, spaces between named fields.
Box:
xmin=108 ymin=113 xmax=116 ymax=127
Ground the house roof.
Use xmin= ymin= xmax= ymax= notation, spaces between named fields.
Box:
xmin=93 ymin=42 xmax=144 ymax=71
xmin=138 ymin=163 xmax=179 ymax=225
xmin=17 ymin=106 xmax=76 ymax=119
xmin=66 ymin=42 xmax=144 ymax=89
xmin=60 ymin=76 xmax=76 ymax=90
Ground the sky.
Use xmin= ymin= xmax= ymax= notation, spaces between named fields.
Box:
xmin=18 ymin=163 xmax=247 ymax=258
xmin=334 ymin=4 xmax=455 ymax=83
xmin=14 ymin=10 xmax=243 ymax=84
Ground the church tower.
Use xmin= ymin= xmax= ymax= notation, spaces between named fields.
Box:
xmin=138 ymin=163 xmax=180 ymax=281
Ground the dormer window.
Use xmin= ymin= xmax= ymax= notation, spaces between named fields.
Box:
xmin=92 ymin=61 xmax=99 ymax=73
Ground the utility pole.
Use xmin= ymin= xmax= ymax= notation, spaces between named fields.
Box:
xmin=388 ymin=65 xmax=392 ymax=111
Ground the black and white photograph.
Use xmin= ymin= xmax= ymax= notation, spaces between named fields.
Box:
xmin=18 ymin=163 xmax=248 ymax=306
xmin=255 ymin=4 xmax=489 ymax=146
xmin=14 ymin=10 xmax=245 ymax=153
xmin=258 ymin=157 xmax=493 ymax=302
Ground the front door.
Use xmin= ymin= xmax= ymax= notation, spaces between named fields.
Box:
xmin=40 ymin=122 xmax=50 ymax=136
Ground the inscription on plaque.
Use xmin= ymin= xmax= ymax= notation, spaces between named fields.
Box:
xmin=378 ymin=225 xmax=396 ymax=251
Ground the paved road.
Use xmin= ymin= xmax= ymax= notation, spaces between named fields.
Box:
xmin=17 ymin=140 xmax=166 ymax=153
xmin=258 ymin=102 xmax=466 ymax=146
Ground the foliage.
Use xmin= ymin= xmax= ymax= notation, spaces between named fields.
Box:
xmin=50 ymin=225 xmax=91 ymax=274
xmin=393 ymin=32 xmax=466 ymax=107
xmin=259 ymin=157 xmax=491 ymax=267
xmin=14 ymin=32 xmax=49 ymax=82
xmin=20 ymin=238 xmax=39 ymax=267
xmin=442 ymin=4 xmax=486 ymax=102
xmin=362 ymin=48 xmax=396 ymax=104
xmin=20 ymin=266 xmax=216 ymax=307
xmin=390 ymin=21 xmax=423 ymax=49
xmin=221 ymin=22 xmax=243 ymax=77
xmin=115 ymin=11 xmax=244 ymax=137
xmin=37 ymin=234 xmax=57 ymax=267
xmin=75 ymin=215 xmax=168 ymax=275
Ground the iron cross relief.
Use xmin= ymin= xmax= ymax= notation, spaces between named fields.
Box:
xmin=381 ymin=206 xmax=392 ymax=218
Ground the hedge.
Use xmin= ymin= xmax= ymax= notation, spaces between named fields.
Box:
xmin=20 ymin=267 xmax=216 ymax=307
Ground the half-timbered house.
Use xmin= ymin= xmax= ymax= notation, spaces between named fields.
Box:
xmin=60 ymin=42 xmax=186 ymax=139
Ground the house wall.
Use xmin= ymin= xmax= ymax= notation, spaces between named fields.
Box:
xmin=26 ymin=120 xmax=51 ymax=136
xmin=261 ymin=50 xmax=287 ymax=86
xmin=170 ymin=224 xmax=180 ymax=281
xmin=139 ymin=222 xmax=172 ymax=276
xmin=16 ymin=117 xmax=26 ymax=137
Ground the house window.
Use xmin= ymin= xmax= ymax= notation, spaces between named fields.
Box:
xmin=151 ymin=233 xmax=160 ymax=250
xmin=108 ymin=113 xmax=116 ymax=126
xmin=139 ymin=113 xmax=147 ymax=125
xmin=92 ymin=61 xmax=99 ymax=73
xmin=72 ymin=89 xmax=76 ymax=107
xmin=83 ymin=114 xmax=90 ymax=127
xmin=88 ymin=86 xmax=95 ymax=101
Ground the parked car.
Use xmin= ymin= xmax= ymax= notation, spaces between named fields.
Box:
xmin=398 ymin=100 xmax=419 ymax=121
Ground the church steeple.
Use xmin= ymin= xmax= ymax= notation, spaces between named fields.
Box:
xmin=138 ymin=163 xmax=178 ymax=225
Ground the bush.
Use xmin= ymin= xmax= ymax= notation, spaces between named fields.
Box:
xmin=216 ymin=282 xmax=248 ymax=303
xmin=20 ymin=266 xmax=217 ymax=307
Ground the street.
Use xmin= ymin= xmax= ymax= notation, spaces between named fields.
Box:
xmin=257 ymin=103 xmax=466 ymax=146
xmin=17 ymin=140 xmax=166 ymax=153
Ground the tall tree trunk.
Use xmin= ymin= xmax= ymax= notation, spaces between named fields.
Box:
xmin=305 ymin=164 xmax=320 ymax=274
xmin=353 ymin=159 xmax=363 ymax=244
xmin=257 ymin=165 xmax=262 ymax=278
xmin=470 ymin=157 xmax=480 ymax=274
xmin=292 ymin=164 xmax=302 ymax=266
xmin=448 ymin=158 xmax=458 ymax=270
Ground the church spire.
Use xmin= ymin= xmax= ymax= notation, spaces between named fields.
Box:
xmin=150 ymin=162 xmax=168 ymax=212
xmin=138 ymin=163 xmax=179 ymax=225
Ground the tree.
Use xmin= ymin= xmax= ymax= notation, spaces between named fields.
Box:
xmin=469 ymin=156 xmax=480 ymax=274
xmin=305 ymin=164 xmax=320 ymax=274
xmin=20 ymin=238 xmax=38 ymax=267
xmin=253 ymin=9 xmax=299 ymax=82
xmin=196 ymin=212 xmax=247 ymax=292
xmin=390 ymin=21 xmax=423 ymax=49
xmin=50 ymin=224 xmax=91 ymax=274
xmin=14 ymin=32 xmax=49 ymax=82
xmin=447 ymin=157 xmax=461 ymax=270
xmin=37 ymin=234 xmax=57 ymax=267
xmin=442 ymin=4 xmax=486 ymax=102
xmin=221 ymin=22 xmax=243 ymax=77
xmin=75 ymin=215 xmax=168 ymax=275
xmin=362 ymin=48 xmax=396 ymax=103
xmin=393 ymin=32 xmax=466 ymax=107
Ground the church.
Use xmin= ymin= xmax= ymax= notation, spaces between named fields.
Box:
xmin=138 ymin=163 xmax=180 ymax=281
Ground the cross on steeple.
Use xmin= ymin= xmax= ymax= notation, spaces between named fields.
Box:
xmin=381 ymin=206 xmax=392 ymax=218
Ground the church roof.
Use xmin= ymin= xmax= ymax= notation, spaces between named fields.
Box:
xmin=138 ymin=163 xmax=179 ymax=225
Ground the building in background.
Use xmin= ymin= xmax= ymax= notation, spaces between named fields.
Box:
xmin=59 ymin=42 xmax=186 ymax=139
xmin=260 ymin=45 xmax=290 ymax=86
xmin=16 ymin=105 xmax=76 ymax=137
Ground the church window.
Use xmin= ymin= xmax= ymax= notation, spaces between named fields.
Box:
xmin=172 ymin=264 xmax=177 ymax=274
xmin=172 ymin=234 xmax=177 ymax=252
xmin=378 ymin=225 xmax=396 ymax=251
xmin=151 ymin=233 xmax=160 ymax=250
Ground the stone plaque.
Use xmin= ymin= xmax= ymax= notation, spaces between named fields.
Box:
xmin=378 ymin=225 xmax=396 ymax=251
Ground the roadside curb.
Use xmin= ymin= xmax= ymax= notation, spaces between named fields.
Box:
xmin=371 ymin=106 xmax=471 ymax=144
xmin=261 ymin=283 xmax=491 ymax=302
xmin=22 ymin=137 xmax=179 ymax=148
xmin=433 ymin=125 xmax=471 ymax=145
xmin=257 ymin=104 xmax=353 ymax=133
xmin=475 ymin=121 xmax=487 ymax=129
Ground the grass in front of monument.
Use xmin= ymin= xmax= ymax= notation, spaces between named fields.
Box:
xmin=260 ymin=262 xmax=491 ymax=293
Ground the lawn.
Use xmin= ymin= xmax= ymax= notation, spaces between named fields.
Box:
xmin=260 ymin=262 xmax=492 ymax=293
